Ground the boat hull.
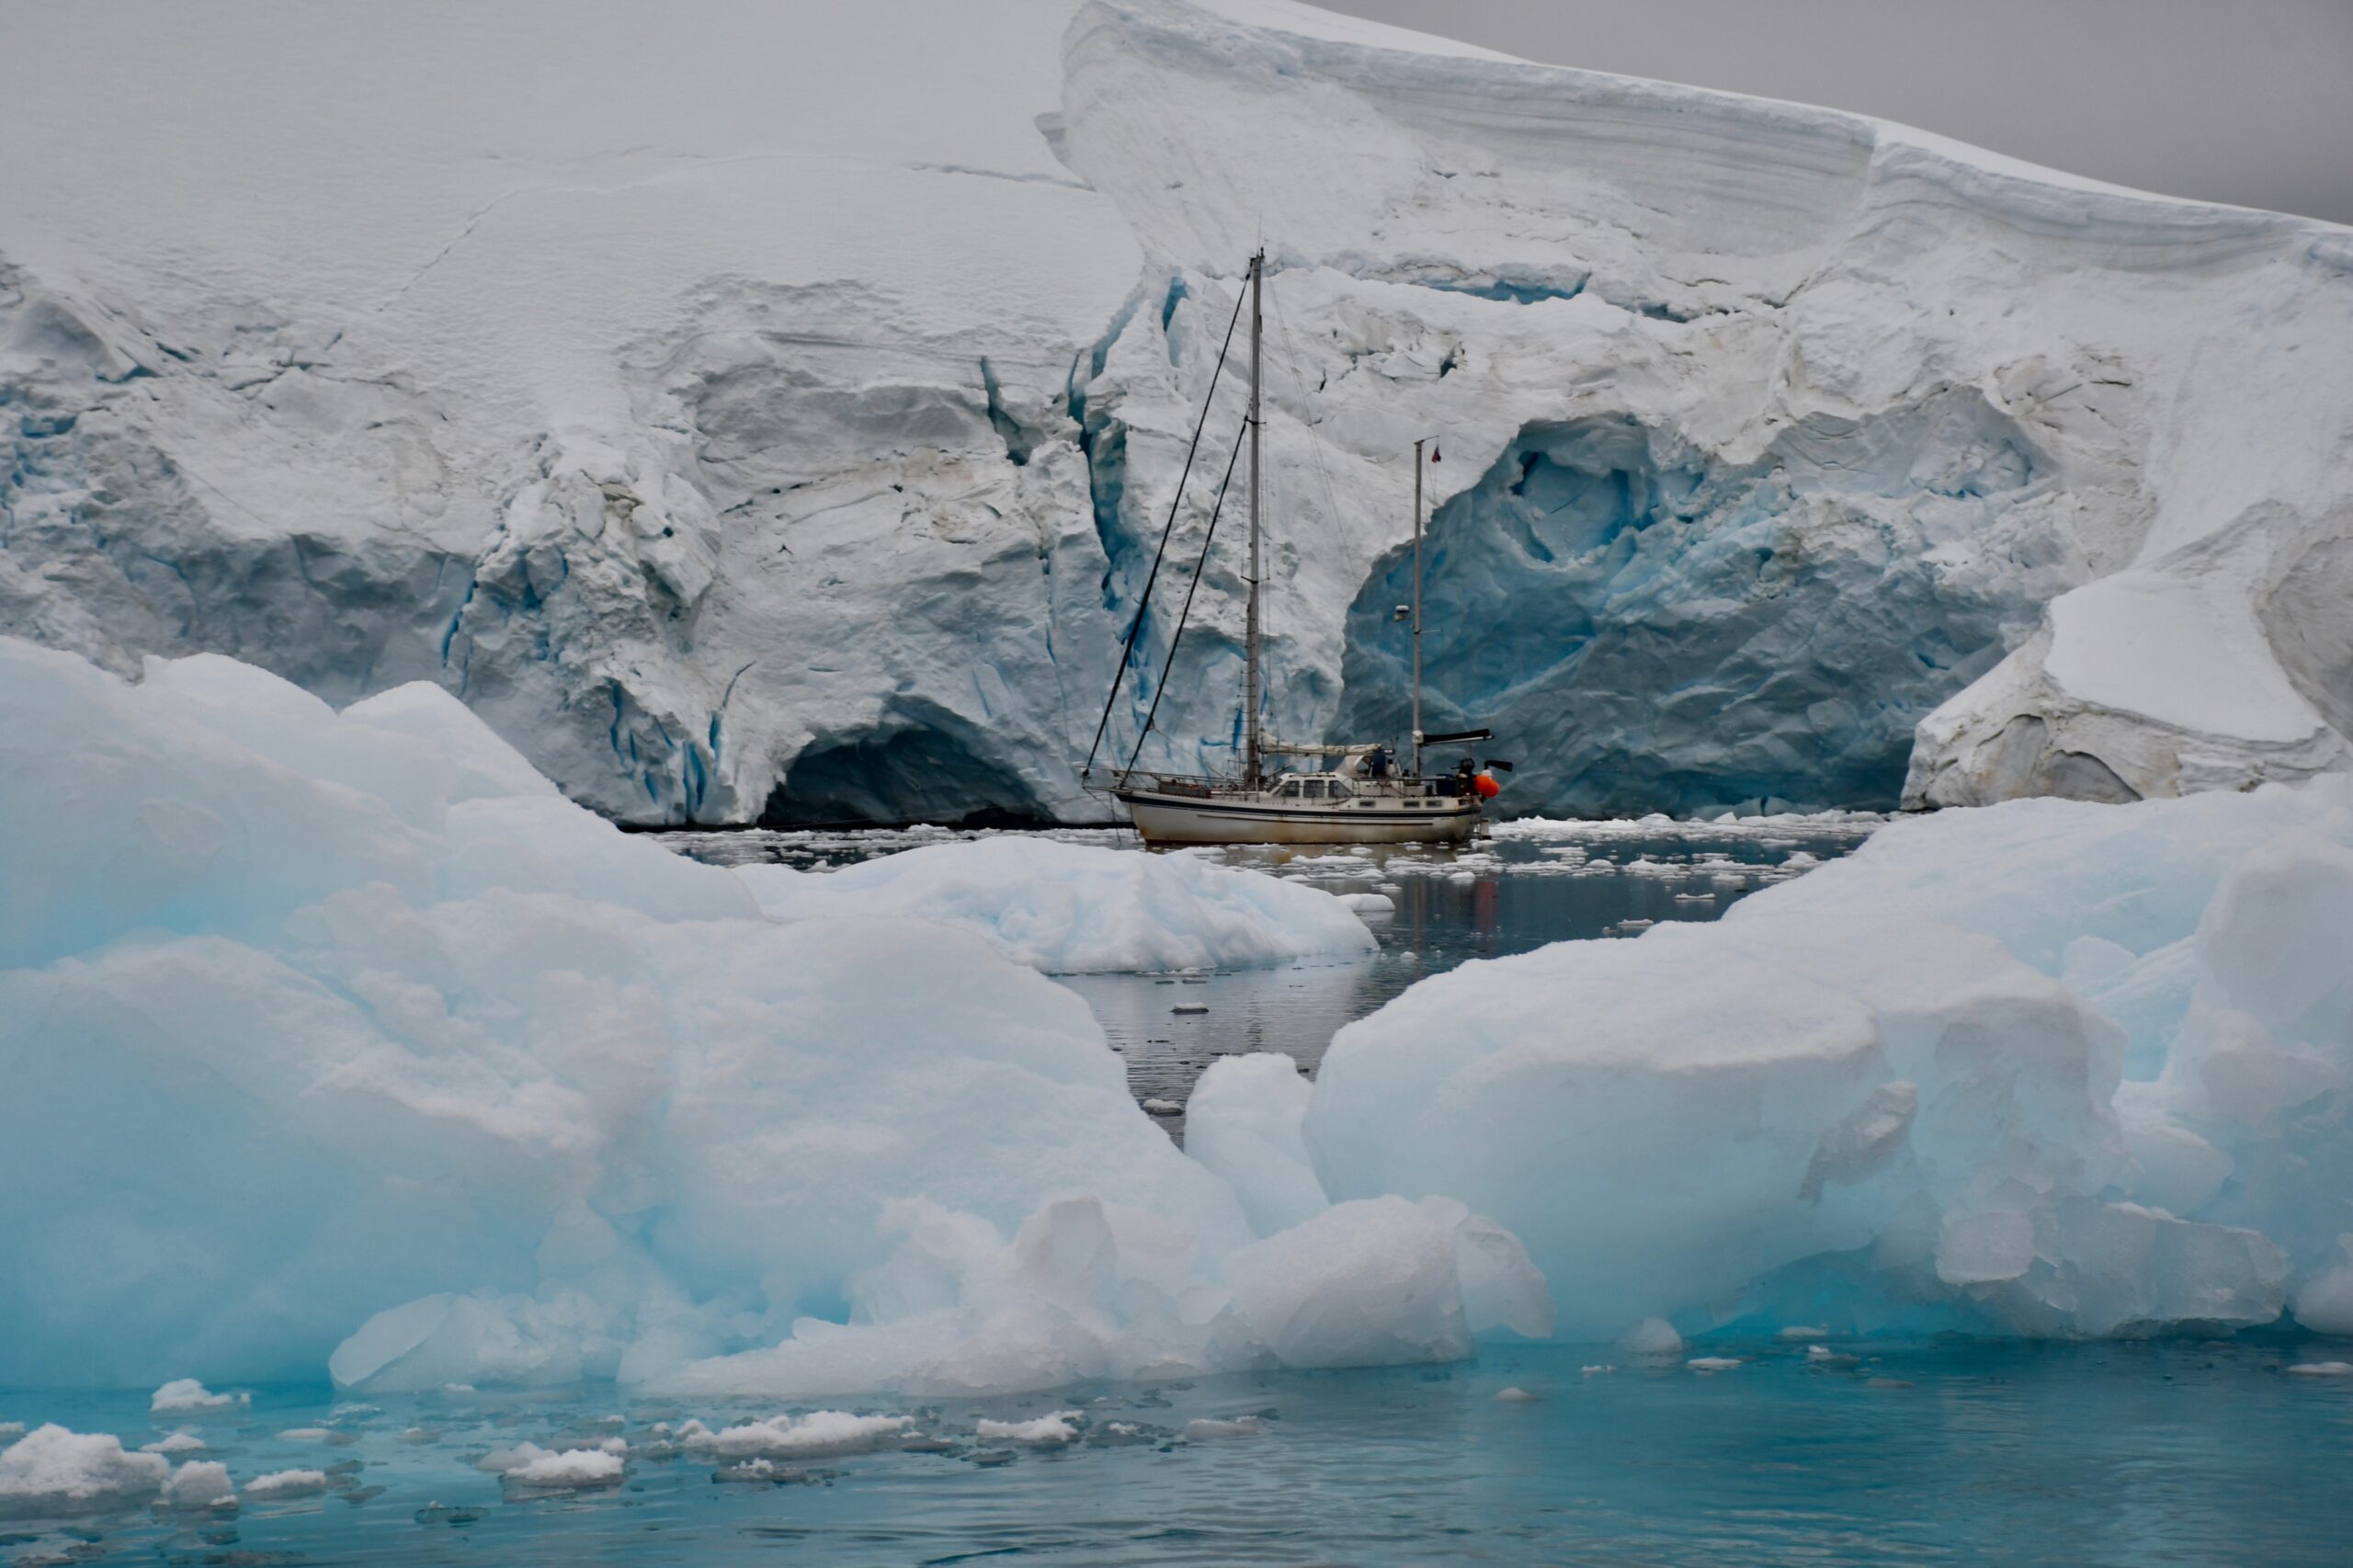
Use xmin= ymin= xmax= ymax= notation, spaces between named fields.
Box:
xmin=1115 ymin=789 xmax=1481 ymax=846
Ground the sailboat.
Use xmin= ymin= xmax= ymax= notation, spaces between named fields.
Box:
xmin=1082 ymin=250 xmax=1506 ymax=846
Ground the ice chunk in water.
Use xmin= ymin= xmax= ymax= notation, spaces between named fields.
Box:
xmin=245 ymin=1469 xmax=329 ymax=1498
xmin=733 ymin=836 xmax=1372 ymax=973
xmin=149 ymin=1381 xmax=246 ymax=1414
xmin=164 ymin=1460 xmax=234 ymax=1509
xmin=975 ymin=1412 xmax=1082 ymax=1446
xmin=0 ymin=1426 xmax=168 ymax=1518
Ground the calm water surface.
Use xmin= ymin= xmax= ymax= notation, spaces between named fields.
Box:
xmin=14 ymin=821 xmax=2344 ymax=1564
xmin=6 ymin=1340 xmax=2348 ymax=1566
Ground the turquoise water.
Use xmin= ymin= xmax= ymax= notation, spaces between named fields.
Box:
xmin=6 ymin=1339 xmax=2349 ymax=1565
xmin=13 ymin=821 xmax=2347 ymax=1563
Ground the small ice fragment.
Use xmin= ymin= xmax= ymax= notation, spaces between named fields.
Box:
xmin=246 ymin=1469 xmax=329 ymax=1498
xmin=1779 ymin=1325 xmax=1830 ymax=1340
xmin=1338 ymin=892 xmax=1395 ymax=916
xmin=975 ymin=1411 xmax=1081 ymax=1446
xmin=2287 ymin=1361 xmax=2353 ymax=1377
xmin=397 ymin=1427 xmax=439 ymax=1444
xmin=1618 ymin=1317 xmax=1683 ymax=1358
xmin=1687 ymin=1357 xmax=1743 ymax=1371
xmin=508 ymin=1449 xmax=624 ymax=1489
xmin=277 ymin=1428 xmax=333 ymax=1442
xmin=1142 ymin=1098 xmax=1184 ymax=1116
xmin=681 ymin=1412 xmax=909 ymax=1460
xmin=165 ymin=1460 xmax=235 ymax=1508
xmin=1181 ymin=1416 xmax=1265 ymax=1438
xmin=141 ymin=1432 xmax=206 ymax=1455
xmin=151 ymin=1381 xmax=247 ymax=1415
xmin=0 ymin=1422 xmax=21 ymax=1442
xmin=1865 ymin=1378 xmax=1915 ymax=1390
xmin=1581 ymin=1364 xmax=1615 ymax=1375
xmin=1492 ymin=1387 xmax=1540 ymax=1403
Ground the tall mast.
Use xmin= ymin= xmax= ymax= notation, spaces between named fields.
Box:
xmin=1411 ymin=437 xmax=1424 ymax=778
xmin=1244 ymin=249 xmax=1265 ymax=789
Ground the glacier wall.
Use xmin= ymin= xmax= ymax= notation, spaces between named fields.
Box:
xmin=3 ymin=0 xmax=2348 ymax=822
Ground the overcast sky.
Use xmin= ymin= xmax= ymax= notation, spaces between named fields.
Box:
xmin=1317 ymin=0 xmax=2353 ymax=226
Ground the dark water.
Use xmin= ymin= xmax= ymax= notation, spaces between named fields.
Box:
xmin=8 ymin=1338 xmax=2349 ymax=1566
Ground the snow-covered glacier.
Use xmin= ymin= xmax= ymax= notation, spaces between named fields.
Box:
xmin=3 ymin=0 xmax=2346 ymax=822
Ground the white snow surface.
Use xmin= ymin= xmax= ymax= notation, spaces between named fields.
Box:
xmin=0 ymin=637 xmax=1539 ymax=1397
xmin=2 ymin=1 xmax=2344 ymax=824
xmin=1306 ymin=775 xmax=2353 ymax=1338
xmin=0 ymin=1426 xmax=168 ymax=1519
xmin=733 ymin=839 xmax=1371 ymax=972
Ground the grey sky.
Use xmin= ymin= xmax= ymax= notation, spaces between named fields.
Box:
xmin=1315 ymin=0 xmax=2353 ymax=226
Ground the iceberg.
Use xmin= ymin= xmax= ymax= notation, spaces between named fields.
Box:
xmin=733 ymin=838 xmax=1372 ymax=973
xmin=2 ymin=1 xmax=2344 ymax=823
xmin=0 ymin=637 xmax=1537 ymax=1397
xmin=1305 ymin=776 xmax=2353 ymax=1338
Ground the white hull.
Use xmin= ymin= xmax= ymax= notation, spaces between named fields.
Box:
xmin=1116 ymin=787 xmax=1481 ymax=846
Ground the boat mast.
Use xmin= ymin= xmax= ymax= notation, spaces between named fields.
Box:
xmin=1244 ymin=249 xmax=1265 ymax=789
xmin=1411 ymin=437 xmax=1425 ymax=778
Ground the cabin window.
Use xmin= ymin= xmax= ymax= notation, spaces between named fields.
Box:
xmin=1324 ymin=778 xmax=1353 ymax=800
xmin=1279 ymin=780 xmax=1305 ymax=799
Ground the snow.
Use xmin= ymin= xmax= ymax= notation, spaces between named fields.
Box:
xmin=733 ymin=838 xmax=1372 ymax=973
xmin=1307 ymin=775 xmax=2353 ymax=1339
xmin=0 ymin=1426 xmax=167 ymax=1519
xmin=976 ymin=1412 xmax=1083 ymax=1446
xmin=244 ymin=1469 xmax=329 ymax=1499
xmin=0 ymin=637 xmax=1539 ymax=1400
xmin=4 ymin=1 xmax=2344 ymax=824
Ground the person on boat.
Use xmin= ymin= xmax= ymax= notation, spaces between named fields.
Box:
xmin=1360 ymin=744 xmax=1392 ymax=780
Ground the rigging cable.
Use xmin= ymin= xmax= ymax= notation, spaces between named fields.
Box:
xmin=1079 ymin=276 xmax=1249 ymax=781
xmin=1127 ymin=411 xmax=1251 ymax=773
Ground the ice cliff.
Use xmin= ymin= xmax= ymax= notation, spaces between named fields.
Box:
xmin=2 ymin=0 xmax=2348 ymax=822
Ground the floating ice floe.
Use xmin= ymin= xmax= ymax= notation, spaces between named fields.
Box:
xmin=163 ymin=1460 xmax=235 ymax=1509
xmin=0 ymin=1426 xmax=168 ymax=1518
xmin=244 ymin=1470 xmax=329 ymax=1499
xmin=149 ymin=1381 xmax=247 ymax=1415
xmin=1307 ymin=778 xmax=2353 ymax=1340
xmin=733 ymin=836 xmax=1374 ymax=973
xmin=676 ymin=1414 xmax=909 ymax=1460
xmin=976 ymin=1412 xmax=1083 ymax=1446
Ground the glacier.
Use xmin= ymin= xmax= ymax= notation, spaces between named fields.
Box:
xmin=0 ymin=636 xmax=1536 ymax=1395
xmin=2 ymin=0 xmax=2347 ymax=822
